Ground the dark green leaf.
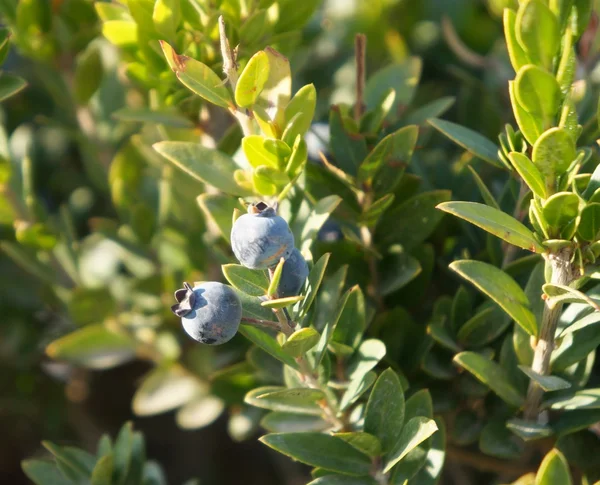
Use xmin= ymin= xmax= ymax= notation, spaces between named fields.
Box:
xmin=46 ymin=324 xmax=135 ymax=370
xmin=222 ymin=264 xmax=269 ymax=297
xmin=453 ymin=352 xmax=525 ymax=407
xmin=364 ymin=369 xmax=405 ymax=453
xmin=160 ymin=42 xmax=232 ymax=109
xmin=383 ymin=417 xmax=438 ymax=473
xmin=245 ymin=387 xmax=325 ymax=414
xmin=260 ymin=433 xmax=372 ymax=476
xmin=438 ymin=201 xmax=544 ymax=253
xmin=239 ymin=325 xmax=299 ymax=370
xmin=153 ymin=142 xmax=250 ymax=196
xmin=428 ymin=118 xmax=502 ymax=168
xmin=282 ymin=328 xmax=321 ymax=357
xmin=450 ymin=260 xmax=538 ymax=336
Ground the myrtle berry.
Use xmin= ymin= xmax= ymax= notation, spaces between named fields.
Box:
xmin=277 ymin=248 xmax=309 ymax=298
xmin=231 ymin=201 xmax=294 ymax=269
xmin=172 ymin=281 xmax=242 ymax=345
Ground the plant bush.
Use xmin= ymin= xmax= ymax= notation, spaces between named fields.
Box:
xmin=3 ymin=0 xmax=600 ymax=484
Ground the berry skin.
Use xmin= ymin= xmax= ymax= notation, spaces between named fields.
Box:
xmin=277 ymin=248 xmax=309 ymax=298
xmin=231 ymin=202 xmax=294 ymax=269
xmin=172 ymin=282 xmax=242 ymax=345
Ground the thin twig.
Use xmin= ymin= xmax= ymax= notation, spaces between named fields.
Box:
xmin=218 ymin=15 xmax=238 ymax=89
xmin=354 ymin=34 xmax=367 ymax=121
xmin=441 ymin=16 xmax=488 ymax=69
xmin=241 ymin=317 xmax=284 ymax=332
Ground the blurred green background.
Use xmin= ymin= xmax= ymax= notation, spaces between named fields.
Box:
xmin=1 ymin=0 xmax=590 ymax=483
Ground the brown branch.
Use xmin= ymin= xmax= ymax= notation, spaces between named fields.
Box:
xmin=354 ymin=34 xmax=367 ymax=121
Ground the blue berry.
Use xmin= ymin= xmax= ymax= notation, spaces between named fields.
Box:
xmin=172 ymin=282 xmax=242 ymax=345
xmin=231 ymin=202 xmax=294 ymax=269
xmin=277 ymin=248 xmax=309 ymax=298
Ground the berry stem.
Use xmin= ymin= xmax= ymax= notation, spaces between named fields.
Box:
xmin=241 ymin=317 xmax=285 ymax=332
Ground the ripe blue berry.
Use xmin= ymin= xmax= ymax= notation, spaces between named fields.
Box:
xmin=231 ymin=202 xmax=294 ymax=269
xmin=172 ymin=282 xmax=242 ymax=345
xmin=277 ymin=248 xmax=309 ymax=298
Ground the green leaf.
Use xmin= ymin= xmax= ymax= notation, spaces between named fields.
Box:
xmin=339 ymin=371 xmax=377 ymax=411
xmin=260 ymin=433 xmax=372 ymax=476
xmin=308 ymin=477 xmax=378 ymax=485
xmin=383 ymin=417 xmax=438 ymax=473
xmin=242 ymin=135 xmax=285 ymax=170
xmin=365 ymin=58 xmax=422 ymax=116
xmin=457 ymin=306 xmax=510 ymax=348
xmin=358 ymin=125 xmax=418 ymax=186
xmin=516 ymin=0 xmax=559 ymax=69
xmin=0 ymin=73 xmax=26 ymax=101
xmin=515 ymin=66 xmax=561 ymax=129
xmin=362 ymin=88 xmax=396 ymax=133
xmin=380 ymin=250 xmax=422 ymax=296
xmin=578 ymin=203 xmax=600 ymax=241
xmin=403 ymin=96 xmax=455 ymax=126
xmin=551 ymin=323 xmax=600 ymax=371
xmin=542 ymin=283 xmax=599 ymax=310
xmin=41 ymin=442 xmax=94 ymax=483
xmin=245 ymin=387 xmax=325 ymax=415
xmin=438 ymin=202 xmax=544 ymax=253
xmin=518 ymin=366 xmax=571 ymax=391
xmin=197 ymin=193 xmax=238 ymax=243
xmin=153 ymin=141 xmax=249 ymax=196
xmin=509 ymin=80 xmax=543 ymax=145
xmin=454 ymin=352 xmax=525 ymax=407
xmin=283 ymin=84 xmax=317 ymax=145
xmin=222 ymin=264 xmax=269 ymax=297
xmin=74 ymin=43 xmax=103 ymax=104
xmin=504 ymin=8 xmax=530 ymax=71
xmin=132 ymin=366 xmax=201 ymax=416
xmin=427 ymin=320 xmax=461 ymax=353
xmin=535 ymin=449 xmax=572 ymax=485
xmin=559 ymin=312 xmax=600 ymax=337
xmin=261 ymin=412 xmax=329 ymax=433
xmin=235 ymin=50 xmax=270 ymax=108
xmin=282 ymin=328 xmax=320 ymax=357
xmin=507 ymin=419 xmax=554 ymax=441
xmin=102 ymin=20 xmax=138 ymax=46
xmin=364 ymin=369 xmax=405 ymax=453
xmin=160 ymin=41 xmax=233 ymax=109
xmin=112 ymin=108 xmax=194 ymax=128
xmin=334 ymin=432 xmax=381 ymax=458
xmin=346 ymin=339 xmax=386 ymax=381
xmin=467 ymin=165 xmax=500 ymax=209
xmin=261 ymin=295 xmax=304 ymax=309
xmin=91 ymin=455 xmax=113 ymax=485
xmin=153 ymin=0 xmax=180 ymax=39
xmin=22 ymin=459 xmax=67 ymax=485
xmin=379 ymin=190 xmax=451 ymax=248
xmin=508 ymin=152 xmax=547 ymax=198
xmin=409 ymin=416 xmax=446 ymax=485
xmin=255 ymin=47 xmax=291 ymax=128
xmin=332 ymin=285 xmax=366 ymax=348
xmin=300 ymin=196 xmax=342 ymax=252
xmin=428 ymin=118 xmax=502 ymax=168
xmin=176 ymin=395 xmax=224 ymax=429
xmin=45 ymin=324 xmax=135 ymax=370
xmin=542 ymin=192 xmax=579 ymax=232
xmin=547 ymin=389 xmax=600 ymax=410
xmin=297 ymin=253 xmax=330 ymax=320
xmin=239 ymin=325 xmax=299 ymax=370
xmin=479 ymin=420 xmax=524 ymax=460
xmin=329 ymin=107 xmax=368 ymax=177
xmin=314 ymin=287 xmax=352 ymax=365
xmin=532 ymin=128 xmax=577 ymax=179
xmin=553 ymin=409 xmax=600 ymax=436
